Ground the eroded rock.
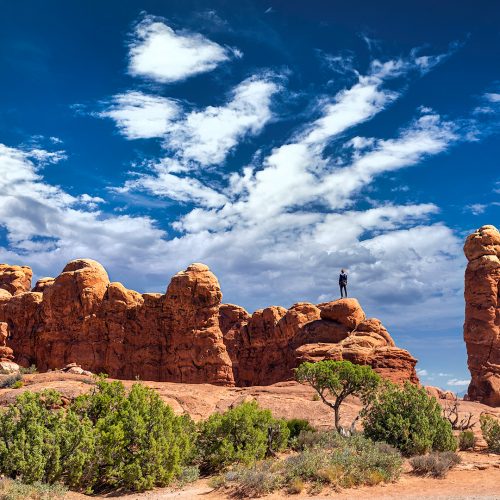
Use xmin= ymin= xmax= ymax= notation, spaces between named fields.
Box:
xmin=464 ymin=225 xmax=500 ymax=406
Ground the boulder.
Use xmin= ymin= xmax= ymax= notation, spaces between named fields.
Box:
xmin=319 ymin=298 xmax=366 ymax=329
xmin=464 ymin=225 xmax=500 ymax=407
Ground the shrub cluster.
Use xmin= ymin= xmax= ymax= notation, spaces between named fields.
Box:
xmin=219 ymin=433 xmax=403 ymax=496
xmin=196 ymin=401 xmax=289 ymax=473
xmin=480 ymin=415 xmax=500 ymax=453
xmin=363 ymin=382 xmax=457 ymax=455
xmin=409 ymin=451 xmax=461 ymax=478
xmin=0 ymin=478 xmax=67 ymax=500
xmin=458 ymin=430 xmax=475 ymax=451
xmin=0 ymin=378 xmax=196 ymax=492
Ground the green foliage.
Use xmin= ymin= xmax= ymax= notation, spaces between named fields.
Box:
xmin=0 ymin=478 xmax=67 ymax=500
xmin=480 ymin=415 xmax=500 ymax=453
xmin=197 ymin=401 xmax=289 ymax=472
xmin=19 ymin=366 xmax=38 ymax=375
xmin=0 ymin=374 xmax=23 ymax=389
xmin=286 ymin=419 xmax=315 ymax=442
xmin=295 ymin=361 xmax=380 ymax=431
xmin=363 ymin=382 xmax=457 ymax=456
xmin=458 ymin=430 xmax=475 ymax=450
xmin=0 ymin=379 xmax=196 ymax=492
xmin=409 ymin=451 xmax=461 ymax=478
xmin=221 ymin=434 xmax=402 ymax=495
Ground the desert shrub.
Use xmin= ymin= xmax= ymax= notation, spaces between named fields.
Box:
xmin=294 ymin=429 xmax=344 ymax=451
xmin=458 ymin=430 xmax=476 ymax=450
xmin=197 ymin=401 xmax=289 ymax=472
xmin=0 ymin=390 xmax=95 ymax=486
xmin=480 ymin=415 xmax=500 ymax=453
xmin=71 ymin=378 xmax=196 ymax=491
xmin=296 ymin=361 xmax=380 ymax=432
xmin=409 ymin=451 xmax=461 ymax=478
xmin=363 ymin=382 xmax=457 ymax=456
xmin=286 ymin=419 xmax=315 ymax=442
xmin=177 ymin=466 xmax=200 ymax=486
xmin=0 ymin=478 xmax=67 ymax=500
xmin=0 ymin=374 xmax=22 ymax=389
xmin=19 ymin=366 xmax=38 ymax=375
xmin=0 ymin=379 xmax=196 ymax=492
xmin=224 ymin=460 xmax=285 ymax=496
xmin=10 ymin=381 xmax=23 ymax=389
xmin=221 ymin=434 xmax=402 ymax=494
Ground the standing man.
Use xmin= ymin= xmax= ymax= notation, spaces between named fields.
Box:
xmin=339 ymin=269 xmax=348 ymax=298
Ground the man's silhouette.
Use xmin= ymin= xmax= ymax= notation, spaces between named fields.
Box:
xmin=339 ymin=269 xmax=348 ymax=298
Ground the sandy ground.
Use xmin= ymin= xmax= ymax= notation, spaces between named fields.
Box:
xmin=2 ymin=372 xmax=500 ymax=499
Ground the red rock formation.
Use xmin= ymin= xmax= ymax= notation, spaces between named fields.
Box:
xmin=0 ymin=264 xmax=32 ymax=296
xmin=464 ymin=225 xmax=500 ymax=407
xmin=0 ymin=259 xmax=418 ymax=386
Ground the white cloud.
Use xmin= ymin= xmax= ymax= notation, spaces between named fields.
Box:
xmin=485 ymin=93 xmax=500 ymax=103
xmin=164 ymin=75 xmax=280 ymax=165
xmin=119 ymin=159 xmax=227 ymax=208
xmin=417 ymin=368 xmax=428 ymax=376
xmin=464 ymin=203 xmax=487 ymax=215
xmin=99 ymin=91 xmax=180 ymax=139
xmin=447 ymin=378 xmax=471 ymax=386
xmin=0 ymin=144 xmax=174 ymax=288
xmin=128 ymin=17 xmax=231 ymax=83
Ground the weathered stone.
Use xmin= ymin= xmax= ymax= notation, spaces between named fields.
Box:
xmin=0 ymin=264 xmax=32 ymax=295
xmin=464 ymin=225 xmax=500 ymax=407
xmin=0 ymin=259 xmax=419 ymax=387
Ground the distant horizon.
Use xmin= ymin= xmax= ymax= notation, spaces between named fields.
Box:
xmin=1 ymin=1 xmax=499 ymax=391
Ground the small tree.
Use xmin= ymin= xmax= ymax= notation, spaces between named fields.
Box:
xmin=295 ymin=360 xmax=380 ymax=432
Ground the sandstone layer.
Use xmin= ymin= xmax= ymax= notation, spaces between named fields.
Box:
xmin=464 ymin=225 xmax=500 ymax=406
xmin=0 ymin=258 xmax=418 ymax=386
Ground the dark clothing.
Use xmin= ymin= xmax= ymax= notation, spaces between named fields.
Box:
xmin=339 ymin=272 xmax=348 ymax=298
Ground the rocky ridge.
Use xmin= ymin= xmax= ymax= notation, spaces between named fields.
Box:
xmin=464 ymin=224 xmax=500 ymax=406
xmin=0 ymin=258 xmax=418 ymax=386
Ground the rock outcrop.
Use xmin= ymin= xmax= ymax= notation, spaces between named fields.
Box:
xmin=0 ymin=259 xmax=418 ymax=386
xmin=0 ymin=264 xmax=32 ymax=296
xmin=464 ymin=225 xmax=500 ymax=406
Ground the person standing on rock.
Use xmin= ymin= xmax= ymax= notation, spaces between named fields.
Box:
xmin=339 ymin=269 xmax=348 ymax=298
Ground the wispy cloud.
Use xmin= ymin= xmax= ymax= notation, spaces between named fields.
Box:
xmin=447 ymin=378 xmax=471 ymax=386
xmin=128 ymin=16 xmax=232 ymax=83
xmin=99 ymin=91 xmax=180 ymax=139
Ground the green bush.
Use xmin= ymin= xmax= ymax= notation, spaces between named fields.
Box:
xmin=221 ymin=434 xmax=403 ymax=494
xmin=197 ymin=401 xmax=289 ymax=472
xmin=480 ymin=415 xmax=500 ymax=453
xmin=286 ymin=419 xmax=315 ymax=443
xmin=0 ymin=379 xmax=196 ymax=492
xmin=409 ymin=451 xmax=461 ymax=478
xmin=294 ymin=429 xmax=344 ymax=451
xmin=363 ymin=382 xmax=457 ymax=456
xmin=458 ymin=430 xmax=475 ymax=451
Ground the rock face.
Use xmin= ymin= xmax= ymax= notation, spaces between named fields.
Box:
xmin=0 ymin=259 xmax=418 ymax=386
xmin=464 ymin=225 xmax=500 ymax=407
xmin=0 ymin=264 xmax=32 ymax=296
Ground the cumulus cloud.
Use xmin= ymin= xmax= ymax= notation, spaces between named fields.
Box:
xmin=0 ymin=144 xmax=173 ymax=288
xmin=99 ymin=91 xmax=180 ymax=139
xmin=128 ymin=17 xmax=231 ymax=83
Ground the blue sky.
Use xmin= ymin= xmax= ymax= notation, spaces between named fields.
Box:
xmin=1 ymin=1 xmax=499 ymax=390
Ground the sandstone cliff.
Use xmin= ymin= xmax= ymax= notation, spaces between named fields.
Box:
xmin=0 ymin=258 xmax=418 ymax=386
xmin=464 ymin=225 xmax=500 ymax=406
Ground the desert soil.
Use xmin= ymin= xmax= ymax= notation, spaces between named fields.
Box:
xmin=2 ymin=372 xmax=500 ymax=499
